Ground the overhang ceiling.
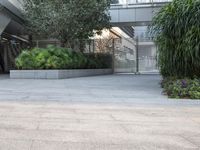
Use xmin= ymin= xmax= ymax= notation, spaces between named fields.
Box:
xmin=120 ymin=26 xmax=134 ymax=38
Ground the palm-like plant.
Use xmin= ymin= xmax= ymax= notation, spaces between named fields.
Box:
xmin=150 ymin=0 xmax=200 ymax=78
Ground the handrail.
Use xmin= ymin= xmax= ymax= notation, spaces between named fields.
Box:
xmin=111 ymin=0 xmax=172 ymax=5
xmin=110 ymin=1 xmax=170 ymax=9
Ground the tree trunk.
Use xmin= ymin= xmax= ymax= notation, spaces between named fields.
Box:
xmin=79 ymin=40 xmax=85 ymax=53
xmin=60 ymin=40 xmax=66 ymax=47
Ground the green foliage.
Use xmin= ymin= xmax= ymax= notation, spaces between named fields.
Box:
xmin=23 ymin=0 xmax=111 ymax=45
xmin=16 ymin=51 xmax=36 ymax=69
xmin=161 ymin=77 xmax=200 ymax=99
xmin=85 ymin=53 xmax=112 ymax=69
xmin=15 ymin=45 xmax=112 ymax=70
xmin=150 ymin=0 xmax=200 ymax=78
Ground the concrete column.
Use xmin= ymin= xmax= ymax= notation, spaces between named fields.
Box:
xmin=3 ymin=45 xmax=8 ymax=72
xmin=0 ymin=43 xmax=5 ymax=72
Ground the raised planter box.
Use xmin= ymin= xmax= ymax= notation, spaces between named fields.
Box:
xmin=10 ymin=69 xmax=113 ymax=79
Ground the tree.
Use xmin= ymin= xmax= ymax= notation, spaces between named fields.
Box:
xmin=23 ymin=0 xmax=111 ymax=49
xmin=150 ymin=0 xmax=200 ymax=78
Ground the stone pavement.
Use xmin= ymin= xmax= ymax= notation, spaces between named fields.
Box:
xmin=0 ymin=102 xmax=199 ymax=150
xmin=0 ymin=74 xmax=199 ymax=149
xmin=0 ymin=74 xmax=199 ymax=106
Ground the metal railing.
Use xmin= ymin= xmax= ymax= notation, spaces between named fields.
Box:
xmin=137 ymin=37 xmax=155 ymax=42
xmin=111 ymin=0 xmax=172 ymax=5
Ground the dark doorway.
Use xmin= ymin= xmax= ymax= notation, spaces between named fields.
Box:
xmin=0 ymin=44 xmax=5 ymax=73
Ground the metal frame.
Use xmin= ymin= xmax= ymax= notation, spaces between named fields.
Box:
xmin=111 ymin=0 xmax=172 ymax=6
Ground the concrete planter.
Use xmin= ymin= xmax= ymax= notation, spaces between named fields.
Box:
xmin=10 ymin=69 xmax=113 ymax=79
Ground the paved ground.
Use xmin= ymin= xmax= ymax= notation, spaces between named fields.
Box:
xmin=0 ymin=74 xmax=199 ymax=105
xmin=0 ymin=74 xmax=199 ymax=149
xmin=0 ymin=74 xmax=165 ymax=104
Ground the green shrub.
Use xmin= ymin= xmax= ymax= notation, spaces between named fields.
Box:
xmin=150 ymin=0 xmax=200 ymax=99
xmin=85 ymin=53 xmax=112 ymax=69
xmin=15 ymin=45 xmax=111 ymax=70
xmin=34 ymin=49 xmax=51 ymax=69
xmin=161 ymin=78 xmax=200 ymax=99
xmin=16 ymin=51 xmax=36 ymax=69
xmin=150 ymin=0 xmax=200 ymax=78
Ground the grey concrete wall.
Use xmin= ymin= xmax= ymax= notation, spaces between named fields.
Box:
xmin=10 ymin=69 xmax=113 ymax=79
xmin=8 ymin=0 xmax=23 ymax=10
xmin=0 ymin=12 xmax=11 ymax=35
xmin=0 ymin=0 xmax=23 ymax=19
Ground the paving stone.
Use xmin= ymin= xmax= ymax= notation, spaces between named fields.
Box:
xmin=0 ymin=75 xmax=199 ymax=149
xmin=32 ymin=140 xmax=196 ymax=150
xmin=38 ymin=121 xmax=125 ymax=133
xmin=0 ymin=139 xmax=32 ymax=150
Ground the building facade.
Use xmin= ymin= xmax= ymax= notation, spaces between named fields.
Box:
xmin=0 ymin=0 xmax=28 ymax=73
